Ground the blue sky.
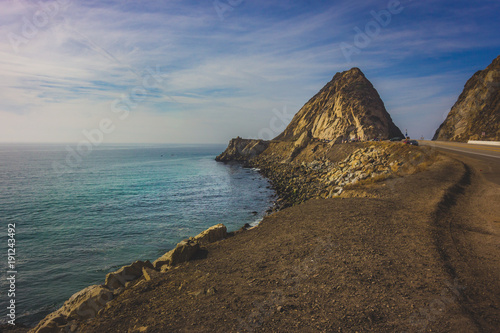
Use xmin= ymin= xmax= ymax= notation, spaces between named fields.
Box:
xmin=0 ymin=0 xmax=499 ymax=143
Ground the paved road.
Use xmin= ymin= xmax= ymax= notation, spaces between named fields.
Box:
xmin=419 ymin=140 xmax=500 ymax=159
xmin=419 ymin=140 xmax=500 ymax=185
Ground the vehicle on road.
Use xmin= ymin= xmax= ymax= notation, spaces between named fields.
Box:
xmin=407 ymin=140 xmax=419 ymax=146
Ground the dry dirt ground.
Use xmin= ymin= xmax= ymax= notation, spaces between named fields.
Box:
xmin=72 ymin=153 xmax=499 ymax=333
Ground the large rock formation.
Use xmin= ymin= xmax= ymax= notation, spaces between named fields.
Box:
xmin=433 ymin=55 xmax=500 ymax=142
xmin=275 ymin=68 xmax=403 ymax=143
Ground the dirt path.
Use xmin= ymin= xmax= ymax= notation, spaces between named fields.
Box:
xmin=70 ymin=153 xmax=500 ymax=333
xmin=429 ymin=152 xmax=500 ymax=332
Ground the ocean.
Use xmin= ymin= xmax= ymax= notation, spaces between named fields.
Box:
xmin=0 ymin=143 xmax=274 ymax=326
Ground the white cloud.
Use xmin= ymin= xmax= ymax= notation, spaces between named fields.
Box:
xmin=0 ymin=0 xmax=498 ymax=143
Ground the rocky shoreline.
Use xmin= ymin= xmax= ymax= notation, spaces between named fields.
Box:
xmin=217 ymin=138 xmax=437 ymax=211
xmin=28 ymin=225 xmax=231 ymax=333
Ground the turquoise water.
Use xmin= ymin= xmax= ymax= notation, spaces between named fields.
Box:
xmin=0 ymin=144 xmax=274 ymax=326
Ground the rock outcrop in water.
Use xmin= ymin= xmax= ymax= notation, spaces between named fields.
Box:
xmin=215 ymin=137 xmax=269 ymax=162
xmin=433 ymin=55 xmax=500 ymax=142
xmin=276 ymin=68 xmax=403 ymax=142
xmin=216 ymin=68 xmax=404 ymax=167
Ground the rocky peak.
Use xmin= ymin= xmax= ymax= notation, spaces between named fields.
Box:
xmin=275 ymin=68 xmax=403 ymax=143
xmin=433 ymin=55 xmax=500 ymax=142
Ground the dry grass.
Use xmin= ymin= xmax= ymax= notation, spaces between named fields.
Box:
xmin=344 ymin=173 xmax=393 ymax=190
xmin=342 ymin=143 xmax=438 ymax=193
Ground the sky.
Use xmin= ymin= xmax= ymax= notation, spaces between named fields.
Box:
xmin=0 ymin=0 xmax=499 ymax=144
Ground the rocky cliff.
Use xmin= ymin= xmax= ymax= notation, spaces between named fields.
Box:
xmin=275 ymin=68 xmax=403 ymax=142
xmin=215 ymin=137 xmax=269 ymax=162
xmin=433 ymin=55 xmax=500 ymax=142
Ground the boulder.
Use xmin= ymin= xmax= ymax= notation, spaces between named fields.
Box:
xmin=104 ymin=260 xmax=154 ymax=290
xmin=191 ymin=223 xmax=227 ymax=245
xmin=153 ymin=239 xmax=200 ymax=270
xmin=32 ymin=285 xmax=114 ymax=333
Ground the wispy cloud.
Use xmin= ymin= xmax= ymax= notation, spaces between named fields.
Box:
xmin=0 ymin=0 xmax=499 ymax=143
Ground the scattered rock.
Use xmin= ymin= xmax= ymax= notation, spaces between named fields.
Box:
xmin=129 ymin=326 xmax=149 ymax=333
xmin=188 ymin=289 xmax=205 ymax=297
xmin=206 ymin=287 xmax=217 ymax=296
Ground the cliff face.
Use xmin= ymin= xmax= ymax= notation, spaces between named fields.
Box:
xmin=433 ymin=55 xmax=500 ymax=142
xmin=275 ymin=68 xmax=403 ymax=143
xmin=215 ymin=137 xmax=270 ymax=162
